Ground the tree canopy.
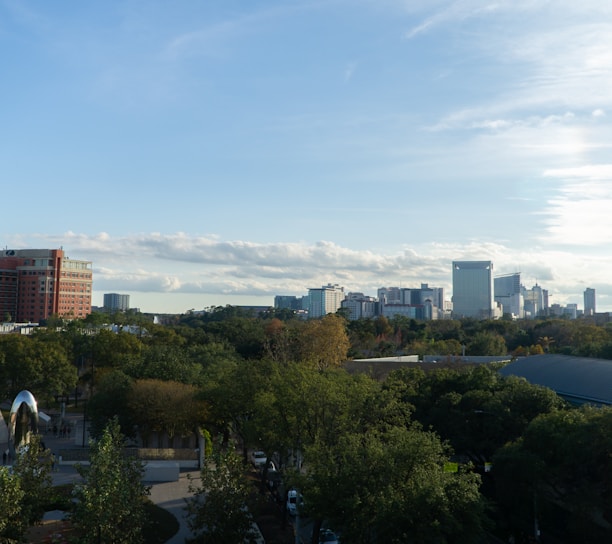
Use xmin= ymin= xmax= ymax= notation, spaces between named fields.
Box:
xmin=72 ymin=417 xmax=149 ymax=544
xmin=185 ymin=443 xmax=259 ymax=543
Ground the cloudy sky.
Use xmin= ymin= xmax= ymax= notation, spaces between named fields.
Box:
xmin=2 ymin=1 xmax=612 ymax=314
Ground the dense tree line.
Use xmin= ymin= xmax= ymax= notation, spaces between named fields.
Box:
xmin=3 ymin=309 xmax=612 ymax=541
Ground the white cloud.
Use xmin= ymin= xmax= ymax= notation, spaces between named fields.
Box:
xmin=543 ymin=164 xmax=612 ymax=182
xmin=539 ymin=165 xmax=612 ymax=246
xmin=9 ymin=231 xmax=612 ymax=312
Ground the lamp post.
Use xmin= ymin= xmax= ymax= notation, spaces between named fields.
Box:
xmin=294 ymin=495 xmax=300 ymax=544
xmin=82 ymin=399 xmax=88 ymax=448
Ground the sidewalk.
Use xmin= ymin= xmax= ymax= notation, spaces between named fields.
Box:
xmin=147 ymin=469 xmax=200 ymax=544
xmin=46 ymin=463 xmax=200 ymax=543
xmin=39 ymin=410 xmax=200 ymax=544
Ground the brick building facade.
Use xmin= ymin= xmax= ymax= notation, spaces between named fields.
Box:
xmin=0 ymin=249 xmax=92 ymax=323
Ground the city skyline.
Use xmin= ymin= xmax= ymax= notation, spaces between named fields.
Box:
xmin=3 ymin=2 xmax=612 ymax=314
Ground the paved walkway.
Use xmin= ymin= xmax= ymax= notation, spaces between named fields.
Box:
xmin=147 ymin=469 xmax=201 ymax=544
xmin=37 ymin=410 xmax=201 ymax=544
xmin=47 ymin=464 xmax=200 ymax=543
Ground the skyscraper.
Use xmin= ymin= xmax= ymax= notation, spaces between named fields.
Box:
xmin=103 ymin=293 xmax=130 ymax=312
xmin=522 ymin=283 xmax=548 ymax=318
xmin=341 ymin=292 xmax=378 ymax=320
xmin=308 ymin=284 xmax=344 ymax=319
xmin=494 ymin=272 xmax=524 ymax=318
xmin=584 ymin=288 xmax=596 ymax=316
xmin=452 ymin=261 xmax=495 ymax=319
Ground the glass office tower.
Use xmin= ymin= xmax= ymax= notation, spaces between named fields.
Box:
xmin=452 ymin=261 xmax=495 ymax=319
xmin=584 ymin=288 xmax=596 ymax=316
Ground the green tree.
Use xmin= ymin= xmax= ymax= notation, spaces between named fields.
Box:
xmin=392 ymin=365 xmax=565 ymax=466
xmin=494 ymin=406 xmax=612 ymax=541
xmin=201 ymin=358 xmax=272 ymax=459
xmin=87 ymin=370 xmax=136 ymax=440
xmin=374 ymin=315 xmax=393 ymax=338
xmin=346 ymin=318 xmax=377 ymax=357
xmin=128 ymin=379 xmax=208 ymax=448
xmin=0 ymin=334 xmax=77 ymax=404
xmin=468 ymin=331 xmax=507 ymax=356
xmin=72 ymin=417 xmax=149 ymax=544
xmin=300 ymin=425 xmax=488 ymax=544
xmin=0 ymin=335 xmax=42 ymax=400
xmin=34 ymin=337 xmax=78 ymax=406
xmin=251 ymin=365 xmax=380 ymax=470
xmin=90 ymin=329 xmax=143 ymax=371
xmin=185 ymin=444 xmax=257 ymax=543
xmin=0 ymin=466 xmax=26 ymax=543
xmin=125 ymin=344 xmax=205 ymax=385
xmin=203 ymin=316 xmax=266 ymax=359
xmin=11 ymin=435 xmax=53 ymax=526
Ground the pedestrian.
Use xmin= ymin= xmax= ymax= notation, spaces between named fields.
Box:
xmin=2 ymin=451 xmax=6 ymax=465
xmin=53 ymin=424 xmax=57 ymax=437
xmin=67 ymin=425 xmax=71 ymax=438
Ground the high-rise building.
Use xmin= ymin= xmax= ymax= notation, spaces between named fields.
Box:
xmin=452 ymin=261 xmax=495 ymax=319
xmin=494 ymin=273 xmax=524 ymax=318
xmin=377 ymin=287 xmax=402 ymax=305
xmin=584 ymin=288 xmax=596 ymax=316
xmin=341 ymin=292 xmax=378 ymax=320
xmin=378 ymin=283 xmax=444 ymax=320
xmin=418 ymin=284 xmax=445 ymax=311
xmin=565 ymin=303 xmax=578 ymax=319
xmin=103 ymin=293 xmax=130 ymax=312
xmin=522 ymin=283 xmax=549 ymax=318
xmin=274 ymin=295 xmax=301 ymax=311
xmin=0 ymin=249 xmax=92 ymax=322
xmin=308 ymin=284 xmax=344 ymax=319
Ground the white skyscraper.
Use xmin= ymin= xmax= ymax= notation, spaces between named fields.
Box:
xmin=308 ymin=284 xmax=345 ymax=319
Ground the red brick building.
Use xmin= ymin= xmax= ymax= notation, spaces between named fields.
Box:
xmin=0 ymin=249 xmax=92 ymax=323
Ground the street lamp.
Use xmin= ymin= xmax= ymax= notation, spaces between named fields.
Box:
xmin=82 ymin=399 xmax=88 ymax=448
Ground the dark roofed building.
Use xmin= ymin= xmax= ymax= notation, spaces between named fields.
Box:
xmin=499 ymin=354 xmax=612 ymax=406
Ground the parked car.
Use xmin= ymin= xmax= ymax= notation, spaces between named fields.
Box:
xmin=286 ymin=489 xmax=303 ymax=516
xmin=319 ymin=529 xmax=339 ymax=544
xmin=265 ymin=467 xmax=282 ymax=491
xmin=250 ymin=450 xmax=267 ymax=468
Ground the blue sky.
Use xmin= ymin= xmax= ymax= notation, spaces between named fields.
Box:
xmin=3 ymin=1 xmax=612 ymax=314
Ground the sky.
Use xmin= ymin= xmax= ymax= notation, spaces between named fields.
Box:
xmin=2 ymin=0 xmax=612 ymax=314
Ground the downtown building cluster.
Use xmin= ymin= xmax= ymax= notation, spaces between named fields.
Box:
xmin=276 ymin=260 xmax=597 ymax=321
xmin=0 ymin=249 xmax=597 ymax=324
